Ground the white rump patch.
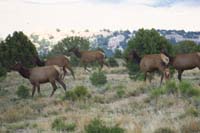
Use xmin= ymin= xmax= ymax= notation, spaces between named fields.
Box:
xmin=160 ymin=53 xmax=169 ymax=65
xmin=197 ymin=52 xmax=200 ymax=57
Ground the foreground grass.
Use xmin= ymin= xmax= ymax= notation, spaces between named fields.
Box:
xmin=0 ymin=67 xmax=200 ymax=133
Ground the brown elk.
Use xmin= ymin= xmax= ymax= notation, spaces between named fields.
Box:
xmin=11 ymin=63 xmax=67 ymax=97
xmin=161 ymin=51 xmax=200 ymax=81
xmin=68 ymin=47 xmax=108 ymax=71
xmin=128 ymin=50 xmax=170 ymax=85
xmin=34 ymin=55 xmax=75 ymax=79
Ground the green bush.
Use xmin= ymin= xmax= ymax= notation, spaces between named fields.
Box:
xmin=16 ymin=85 xmax=30 ymax=99
xmin=151 ymin=87 xmax=166 ymax=98
xmin=0 ymin=66 xmax=7 ymax=78
xmin=70 ymin=55 xmax=80 ymax=67
xmin=0 ymin=87 xmax=9 ymax=96
xmin=154 ymin=127 xmax=175 ymax=133
xmin=185 ymin=107 xmax=199 ymax=117
xmin=150 ymin=80 xmax=200 ymax=99
xmin=85 ymin=118 xmax=125 ymax=133
xmin=107 ymin=57 xmax=119 ymax=67
xmin=165 ymin=80 xmax=178 ymax=94
xmin=62 ymin=86 xmax=90 ymax=101
xmin=116 ymin=85 xmax=126 ymax=98
xmin=90 ymin=71 xmax=107 ymax=86
xmin=51 ymin=118 xmax=76 ymax=131
xmin=179 ymin=81 xmax=200 ymax=97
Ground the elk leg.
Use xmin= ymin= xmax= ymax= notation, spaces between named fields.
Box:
xmin=149 ymin=73 xmax=152 ymax=83
xmin=160 ymin=72 xmax=164 ymax=86
xmin=32 ymin=85 xmax=36 ymax=97
xmin=50 ymin=81 xmax=57 ymax=97
xmin=84 ymin=63 xmax=91 ymax=72
xmin=98 ymin=60 xmax=104 ymax=71
xmin=57 ymin=79 xmax=67 ymax=92
xmin=144 ymin=72 xmax=147 ymax=82
xmin=178 ymin=70 xmax=183 ymax=81
xmin=66 ymin=65 xmax=75 ymax=80
xmin=62 ymin=67 xmax=67 ymax=79
xmin=37 ymin=84 xmax=41 ymax=95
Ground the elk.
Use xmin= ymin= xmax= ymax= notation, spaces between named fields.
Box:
xmin=128 ymin=50 xmax=170 ymax=85
xmin=68 ymin=47 xmax=108 ymax=71
xmin=34 ymin=55 xmax=75 ymax=79
xmin=11 ymin=63 xmax=67 ymax=97
xmin=161 ymin=51 xmax=200 ymax=81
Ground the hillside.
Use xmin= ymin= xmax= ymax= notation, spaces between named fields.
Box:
xmin=27 ymin=29 xmax=200 ymax=57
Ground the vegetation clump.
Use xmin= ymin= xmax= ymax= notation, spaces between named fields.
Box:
xmin=85 ymin=118 xmax=125 ymax=133
xmin=16 ymin=85 xmax=30 ymax=99
xmin=62 ymin=86 xmax=90 ymax=101
xmin=51 ymin=118 xmax=76 ymax=131
xmin=0 ymin=66 xmax=7 ymax=79
xmin=154 ymin=127 xmax=175 ymax=133
xmin=116 ymin=85 xmax=126 ymax=98
xmin=150 ymin=80 xmax=200 ymax=99
xmin=90 ymin=71 xmax=107 ymax=86
xmin=107 ymin=57 xmax=119 ymax=67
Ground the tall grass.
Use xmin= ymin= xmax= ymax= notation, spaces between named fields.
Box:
xmin=151 ymin=80 xmax=200 ymax=98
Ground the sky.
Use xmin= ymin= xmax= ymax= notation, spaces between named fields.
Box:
xmin=0 ymin=0 xmax=200 ymax=37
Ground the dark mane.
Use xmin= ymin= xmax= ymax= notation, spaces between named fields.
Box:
xmin=33 ymin=56 xmax=45 ymax=66
xmin=131 ymin=50 xmax=141 ymax=64
xmin=73 ymin=48 xmax=82 ymax=58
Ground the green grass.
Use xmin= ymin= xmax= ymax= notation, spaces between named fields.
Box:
xmin=85 ymin=118 xmax=125 ymax=133
xmin=154 ymin=127 xmax=175 ymax=133
xmin=150 ymin=80 xmax=200 ymax=99
xmin=90 ymin=71 xmax=107 ymax=86
xmin=16 ymin=85 xmax=30 ymax=99
xmin=51 ymin=118 xmax=76 ymax=131
xmin=62 ymin=86 xmax=90 ymax=101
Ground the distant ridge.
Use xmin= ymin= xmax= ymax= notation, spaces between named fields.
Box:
xmin=27 ymin=29 xmax=200 ymax=57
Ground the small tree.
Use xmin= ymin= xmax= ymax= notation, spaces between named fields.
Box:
xmin=0 ymin=31 xmax=38 ymax=70
xmin=50 ymin=36 xmax=90 ymax=56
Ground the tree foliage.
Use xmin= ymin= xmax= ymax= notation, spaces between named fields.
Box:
xmin=49 ymin=36 xmax=90 ymax=56
xmin=114 ymin=49 xmax=123 ymax=58
xmin=0 ymin=31 xmax=38 ymax=70
xmin=125 ymin=28 xmax=173 ymax=56
xmin=174 ymin=40 xmax=200 ymax=54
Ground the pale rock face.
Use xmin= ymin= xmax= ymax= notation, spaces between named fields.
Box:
xmin=108 ymin=35 xmax=125 ymax=51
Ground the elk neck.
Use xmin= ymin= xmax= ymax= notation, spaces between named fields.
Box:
xmin=18 ymin=66 xmax=31 ymax=79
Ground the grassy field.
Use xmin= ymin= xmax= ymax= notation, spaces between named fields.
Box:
xmin=0 ymin=63 xmax=200 ymax=133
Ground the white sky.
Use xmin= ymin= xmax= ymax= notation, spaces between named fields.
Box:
xmin=0 ymin=0 xmax=200 ymax=37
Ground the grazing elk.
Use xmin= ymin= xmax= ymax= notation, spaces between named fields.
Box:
xmin=128 ymin=50 xmax=170 ymax=85
xmin=11 ymin=63 xmax=67 ymax=97
xmin=161 ymin=51 xmax=200 ymax=81
xmin=68 ymin=47 xmax=108 ymax=71
xmin=34 ymin=55 xmax=75 ymax=79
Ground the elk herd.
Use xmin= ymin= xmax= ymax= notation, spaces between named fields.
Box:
xmin=10 ymin=46 xmax=200 ymax=97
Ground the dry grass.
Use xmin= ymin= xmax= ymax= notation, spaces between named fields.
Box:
xmin=0 ymin=66 xmax=200 ymax=132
